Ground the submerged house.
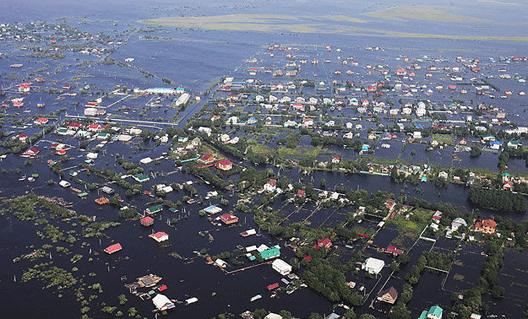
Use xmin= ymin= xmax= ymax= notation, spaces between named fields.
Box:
xmin=418 ymin=305 xmax=443 ymax=319
xmin=260 ymin=247 xmax=281 ymax=260
xmin=152 ymin=294 xmax=175 ymax=311
xmin=377 ymin=286 xmax=398 ymax=304
xmin=475 ymin=219 xmax=497 ymax=235
xmin=145 ymin=204 xmax=163 ymax=215
xmin=104 ymin=243 xmax=122 ymax=254
xmin=140 ymin=216 xmax=154 ymax=226
xmin=220 ymin=213 xmax=238 ymax=225
xmin=149 ymin=231 xmax=169 ymax=243
xmin=363 ymin=257 xmax=385 ymax=275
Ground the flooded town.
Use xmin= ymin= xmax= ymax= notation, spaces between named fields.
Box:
xmin=1 ymin=1 xmax=528 ymax=319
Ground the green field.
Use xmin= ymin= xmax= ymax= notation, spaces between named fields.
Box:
xmin=362 ymin=6 xmax=489 ymax=23
xmin=139 ymin=13 xmax=528 ymax=42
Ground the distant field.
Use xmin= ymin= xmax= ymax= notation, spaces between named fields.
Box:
xmin=139 ymin=14 xmax=319 ymax=33
xmin=361 ymin=6 xmax=489 ymax=23
xmin=140 ymin=13 xmax=528 ymax=42
xmin=323 ymin=15 xmax=368 ymax=24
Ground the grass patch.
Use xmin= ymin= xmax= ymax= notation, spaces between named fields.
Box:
xmin=388 ymin=208 xmax=433 ymax=234
xmin=361 ymin=6 xmax=489 ymax=23
xmin=324 ymin=15 xmax=368 ymax=23
xmin=277 ymin=145 xmax=322 ymax=159
xmin=432 ymin=134 xmax=454 ymax=146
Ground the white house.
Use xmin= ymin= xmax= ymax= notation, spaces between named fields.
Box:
xmin=272 ymin=259 xmax=292 ymax=276
xmin=152 ymin=294 xmax=175 ymax=311
xmin=363 ymin=257 xmax=385 ymax=275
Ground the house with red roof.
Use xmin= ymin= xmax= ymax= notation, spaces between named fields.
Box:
xmin=259 ymin=179 xmax=277 ymax=194
xmin=216 ymin=159 xmax=233 ymax=171
xmin=220 ymin=213 xmax=238 ymax=225
xmin=149 ymin=231 xmax=169 ymax=243
xmin=318 ymin=238 xmax=332 ymax=249
xmin=386 ymin=245 xmax=403 ymax=256
xmin=367 ymin=86 xmax=377 ymax=93
xmin=332 ymin=155 xmax=340 ymax=164
xmin=104 ymin=243 xmax=122 ymax=254
xmin=13 ymin=101 xmax=24 ymax=108
xmin=200 ymin=154 xmax=215 ymax=164
xmin=303 ymin=118 xmax=314 ymax=128
xmin=384 ymin=199 xmax=396 ymax=211
xmin=18 ymin=134 xmax=27 ymax=142
xmin=140 ymin=216 xmax=154 ymax=226
xmin=34 ymin=117 xmax=49 ymax=125
xmin=87 ymin=123 xmax=103 ymax=132
xmin=18 ymin=84 xmax=30 ymax=93
xmin=475 ymin=219 xmax=497 ymax=235
xmin=503 ymin=181 xmax=513 ymax=190
xmin=68 ymin=122 xmax=83 ymax=130
xmin=396 ymin=68 xmax=407 ymax=76
xmin=22 ymin=147 xmax=39 ymax=158
xmin=297 ymin=190 xmax=306 ymax=197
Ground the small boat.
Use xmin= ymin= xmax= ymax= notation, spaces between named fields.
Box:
xmin=250 ymin=294 xmax=262 ymax=302
xmin=18 ymin=175 xmax=26 ymax=181
xmin=37 ymin=102 xmax=45 ymax=108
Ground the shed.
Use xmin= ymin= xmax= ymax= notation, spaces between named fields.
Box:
xmin=101 ymin=186 xmax=114 ymax=194
xmin=104 ymin=243 xmax=122 ymax=254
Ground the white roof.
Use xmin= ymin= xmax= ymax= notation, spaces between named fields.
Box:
xmin=264 ymin=313 xmax=283 ymax=319
xmin=86 ymin=152 xmax=98 ymax=159
xmin=140 ymin=157 xmax=153 ymax=164
xmin=59 ymin=180 xmax=70 ymax=188
xmin=152 ymin=294 xmax=172 ymax=310
xmin=245 ymin=229 xmax=257 ymax=236
xmin=452 ymin=218 xmax=467 ymax=227
xmin=272 ymin=258 xmax=292 ymax=271
xmin=246 ymin=245 xmax=257 ymax=252
xmin=364 ymin=257 xmax=385 ymax=274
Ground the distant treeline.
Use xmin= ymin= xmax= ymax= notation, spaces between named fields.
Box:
xmin=468 ymin=187 xmax=527 ymax=213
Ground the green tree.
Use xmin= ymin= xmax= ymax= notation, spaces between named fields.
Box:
xmin=343 ymin=309 xmax=357 ymax=319
xmin=252 ymin=309 xmax=267 ymax=319
xmin=389 ymin=301 xmax=411 ymax=319
xmin=470 ymin=145 xmax=482 ymax=157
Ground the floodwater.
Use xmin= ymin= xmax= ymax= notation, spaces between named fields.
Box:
xmin=1 ymin=0 xmax=528 ymax=318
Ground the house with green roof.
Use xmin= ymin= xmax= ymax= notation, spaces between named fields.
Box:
xmin=260 ymin=247 xmax=280 ymax=260
xmin=145 ymin=204 xmax=163 ymax=215
xmin=418 ymin=305 xmax=443 ymax=319
xmin=133 ymin=173 xmax=150 ymax=183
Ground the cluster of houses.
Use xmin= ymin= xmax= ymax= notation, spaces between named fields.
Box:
xmin=55 ymin=121 xmax=143 ymax=142
xmin=431 ymin=212 xmax=498 ymax=238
